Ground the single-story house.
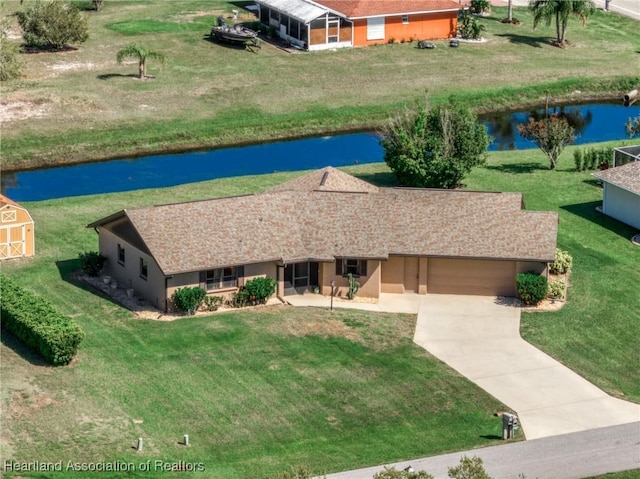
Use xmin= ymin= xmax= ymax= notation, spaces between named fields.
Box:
xmin=87 ymin=167 xmax=558 ymax=311
xmin=0 ymin=194 xmax=35 ymax=260
xmin=254 ymin=0 xmax=460 ymax=51
xmin=593 ymin=161 xmax=640 ymax=230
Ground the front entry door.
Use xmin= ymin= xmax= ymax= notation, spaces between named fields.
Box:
xmin=284 ymin=262 xmax=319 ymax=294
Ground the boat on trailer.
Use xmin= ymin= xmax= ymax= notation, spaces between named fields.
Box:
xmin=211 ymin=20 xmax=258 ymax=44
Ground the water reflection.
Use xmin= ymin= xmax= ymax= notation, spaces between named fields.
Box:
xmin=4 ymin=102 xmax=636 ymax=202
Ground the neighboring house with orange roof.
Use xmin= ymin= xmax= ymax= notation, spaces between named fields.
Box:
xmin=0 ymin=194 xmax=35 ymax=260
xmin=593 ymin=161 xmax=640 ymax=230
xmin=88 ymin=168 xmax=558 ymax=312
xmin=254 ymin=0 xmax=460 ymax=50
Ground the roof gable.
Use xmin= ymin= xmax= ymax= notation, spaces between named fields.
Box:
xmin=266 ymin=166 xmax=379 ymax=193
xmin=593 ymin=162 xmax=640 ymax=195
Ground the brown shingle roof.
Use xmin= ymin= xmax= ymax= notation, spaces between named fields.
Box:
xmin=317 ymin=0 xmax=461 ymax=17
xmin=593 ymin=162 xmax=640 ymax=195
xmin=266 ymin=166 xmax=379 ymax=193
xmin=89 ymin=169 xmax=558 ymax=275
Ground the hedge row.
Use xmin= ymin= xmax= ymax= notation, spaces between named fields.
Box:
xmin=0 ymin=274 xmax=84 ymax=365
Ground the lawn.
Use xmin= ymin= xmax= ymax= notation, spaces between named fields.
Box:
xmin=1 ymin=0 xmax=639 ymax=169
xmin=1 ymin=144 xmax=638 ymax=479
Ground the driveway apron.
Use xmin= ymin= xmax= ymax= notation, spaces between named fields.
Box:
xmin=413 ymin=294 xmax=640 ymax=439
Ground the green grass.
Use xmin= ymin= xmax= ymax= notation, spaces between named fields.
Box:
xmin=586 ymin=471 xmax=640 ymax=479
xmin=1 ymin=1 xmax=639 ymax=169
xmin=1 ymin=145 xmax=638 ymax=478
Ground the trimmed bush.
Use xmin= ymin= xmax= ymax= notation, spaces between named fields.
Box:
xmin=516 ymin=272 xmax=548 ymax=305
xmin=244 ymin=277 xmax=277 ymax=304
xmin=547 ymin=279 xmax=566 ymax=300
xmin=228 ymin=288 xmax=250 ymax=308
xmin=573 ymin=149 xmax=584 ymax=171
xmin=172 ymin=286 xmax=205 ymax=315
xmin=0 ymin=273 xmax=84 ymax=365
xmin=78 ymin=251 xmax=107 ymax=276
xmin=202 ymin=295 xmax=224 ymax=312
xmin=549 ymin=248 xmax=573 ymax=275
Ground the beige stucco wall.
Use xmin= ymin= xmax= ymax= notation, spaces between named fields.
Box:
xmin=320 ymin=260 xmax=381 ymax=298
xmin=381 ymin=256 xmax=405 ymax=293
xmin=380 ymin=256 xmax=427 ymax=294
xmin=166 ymin=261 xmax=279 ymax=310
xmin=98 ymin=227 xmax=166 ymax=310
xmin=517 ymin=261 xmax=548 ymax=276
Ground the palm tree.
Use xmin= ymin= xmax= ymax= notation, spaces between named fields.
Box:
xmin=529 ymin=0 xmax=594 ymax=46
xmin=116 ymin=44 xmax=166 ymax=79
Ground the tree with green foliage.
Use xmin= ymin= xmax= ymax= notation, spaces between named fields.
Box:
xmin=381 ymin=102 xmax=490 ymax=189
xmin=116 ymin=43 xmax=166 ymax=79
xmin=17 ymin=0 xmax=89 ymax=50
xmin=529 ymin=0 xmax=595 ymax=47
xmin=517 ymin=114 xmax=575 ymax=169
xmin=92 ymin=0 xmax=104 ymax=11
xmin=0 ymin=16 xmax=24 ymax=81
xmin=448 ymin=456 xmax=492 ymax=479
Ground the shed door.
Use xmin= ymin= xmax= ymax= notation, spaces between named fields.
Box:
xmin=0 ymin=225 xmax=25 ymax=258
xmin=367 ymin=17 xmax=385 ymax=40
xmin=428 ymin=258 xmax=516 ymax=296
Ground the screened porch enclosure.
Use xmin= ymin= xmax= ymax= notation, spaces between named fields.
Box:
xmin=284 ymin=261 xmax=319 ymax=293
xmin=256 ymin=0 xmax=353 ymax=50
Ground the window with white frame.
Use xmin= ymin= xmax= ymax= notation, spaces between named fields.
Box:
xmin=205 ymin=267 xmax=238 ymax=290
xmin=402 ymin=15 xmax=409 ymax=24
xmin=366 ymin=17 xmax=385 ymax=40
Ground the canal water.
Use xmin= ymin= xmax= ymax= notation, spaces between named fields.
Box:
xmin=3 ymin=102 xmax=637 ymax=201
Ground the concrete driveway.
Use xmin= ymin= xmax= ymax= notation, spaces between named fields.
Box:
xmin=414 ymin=294 xmax=640 ymax=439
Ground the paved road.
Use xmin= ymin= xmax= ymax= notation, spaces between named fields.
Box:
xmin=496 ymin=0 xmax=640 ymax=20
xmin=321 ymin=422 xmax=640 ymax=479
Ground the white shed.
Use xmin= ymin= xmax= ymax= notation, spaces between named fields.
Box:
xmin=593 ymin=161 xmax=640 ymax=230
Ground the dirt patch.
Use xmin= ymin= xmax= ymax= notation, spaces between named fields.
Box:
xmin=0 ymin=100 xmax=51 ymax=122
xmin=281 ymin=317 xmax=363 ymax=343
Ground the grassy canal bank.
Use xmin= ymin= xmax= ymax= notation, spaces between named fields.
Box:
xmin=1 ymin=1 xmax=639 ymax=171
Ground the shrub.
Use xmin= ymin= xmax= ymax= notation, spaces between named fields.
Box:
xmin=458 ymin=10 xmax=486 ymax=40
xmin=549 ymin=248 xmax=573 ymax=275
xmin=516 ymin=272 xmax=548 ymax=305
xmin=172 ymin=286 xmax=206 ymax=315
xmin=244 ymin=276 xmax=277 ymax=303
xmin=448 ymin=456 xmax=492 ymax=479
xmin=202 ymin=295 xmax=224 ymax=312
xmin=374 ymin=466 xmax=434 ymax=478
xmin=0 ymin=18 xmax=24 ymax=81
xmin=547 ymin=279 xmax=566 ymax=300
xmin=78 ymin=251 xmax=107 ymax=276
xmin=469 ymin=0 xmax=490 ymax=14
xmin=17 ymin=0 xmax=89 ymax=50
xmin=0 ymin=273 xmax=84 ymax=365
xmin=228 ymin=288 xmax=250 ymax=308
xmin=268 ymin=466 xmax=316 ymax=479
xmin=573 ymin=149 xmax=584 ymax=171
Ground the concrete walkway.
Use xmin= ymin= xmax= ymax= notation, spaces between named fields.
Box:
xmin=414 ymin=294 xmax=640 ymax=439
xmin=285 ymin=292 xmax=639 ymax=439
